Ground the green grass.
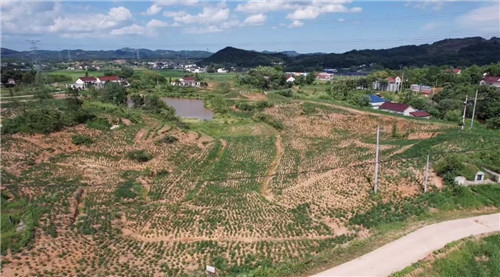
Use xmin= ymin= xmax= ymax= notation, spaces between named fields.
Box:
xmin=393 ymin=234 xmax=500 ymax=277
xmin=47 ymin=70 xmax=106 ymax=82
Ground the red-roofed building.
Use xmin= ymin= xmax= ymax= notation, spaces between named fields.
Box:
xmin=316 ymin=72 xmax=334 ymax=81
xmin=410 ymin=111 xmax=431 ymax=119
xmin=480 ymin=76 xmax=500 ymax=88
xmin=96 ymin=75 xmax=121 ymax=87
xmin=379 ymin=102 xmax=416 ymax=116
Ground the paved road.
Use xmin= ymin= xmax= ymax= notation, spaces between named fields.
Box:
xmin=313 ymin=213 xmax=500 ymax=277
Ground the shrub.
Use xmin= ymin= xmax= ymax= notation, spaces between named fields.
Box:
xmin=126 ymin=150 xmax=152 ymax=162
xmin=486 ymin=117 xmax=500 ymax=130
xmin=72 ymin=135 xmax=93 ymax=146
xmin=160 ymin=136 xmax=178 ymax=144
xmin=255 ymin=113 xmax=284 ymax=130
xmin=87 ymin=117 xmax=110 ymax=131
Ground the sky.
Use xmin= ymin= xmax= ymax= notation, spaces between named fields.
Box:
xmin=1 ymin=0 xmax=499 ymax=53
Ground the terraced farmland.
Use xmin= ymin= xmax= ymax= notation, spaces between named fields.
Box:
xmin=0 ymin=96 xmax=480 ymax=276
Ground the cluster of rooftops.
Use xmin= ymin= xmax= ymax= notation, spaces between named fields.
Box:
xmin=368 ymin=94 xmax=431 ymax=119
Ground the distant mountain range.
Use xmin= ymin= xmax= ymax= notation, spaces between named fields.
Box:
xmin=202 ymin=37 xmax=500 ymax=70
xmin=2 ymin=37 xmax=499 ymax=70
xmin=0 ymin=47 xmax=212 ymax=62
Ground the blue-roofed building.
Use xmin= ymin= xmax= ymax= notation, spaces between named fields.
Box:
xmin=368 ymin=94 xmax=388 ymax=109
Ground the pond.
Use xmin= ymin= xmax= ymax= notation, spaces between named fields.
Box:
xmin=161 ymin=97 xmax=213 ymax=120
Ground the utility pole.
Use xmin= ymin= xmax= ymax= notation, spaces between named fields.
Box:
xmin=67 ymin=50 xmax=72 ymax=62
xmin=461 ymin=95 xmax=468 ymax=130
xmin=470 ymin=90 xmax=478 ymax=129
xmin=424 ymin=153 xmax=430 ymax=193
xmin=374 ymin=125 xmax=380 ymax=194
xmin=136 ymin=49 xmax=140 ymax=60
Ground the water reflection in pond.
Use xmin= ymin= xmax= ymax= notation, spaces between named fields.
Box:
xmin=162 ymin=97 xmax=213 ymax=120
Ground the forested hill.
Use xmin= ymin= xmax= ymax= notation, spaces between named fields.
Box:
xmin=0 ymin=48 xmax=212 ymax=61
xmin=203 ymin=37 xmax=500 ymax=70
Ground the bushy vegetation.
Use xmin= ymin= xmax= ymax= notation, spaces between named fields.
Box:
xmin=351 ymin=185 xmax=500 ymax=229
xmin=129 ymin=94 xmax=178 ymax=121
xmin=394 ymin=234 xmax=500 ymax=277
xmin=235 ymin=100 xmax=272 ymax=112
xmin=126 ymin=150 xmax=153 ymax=162
xmin=254 ymin=113 xmax=284 ymax=130
xmin=2 ymin=98 xmax=94 ymax=135
xmin=72 ymin=135 xmax=94 ymax=146
xmin=87 ymin=117 xmax=110 ymax=131
xmin=236 ymin=66 xmax=287 ymax=90
xmin=1 ymin=196 xmax=46 ymax=255
xmin=159 ymin=135 xmax=178 ymax=144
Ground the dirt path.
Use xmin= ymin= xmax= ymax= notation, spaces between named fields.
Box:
xmin=313 ymin=213 xmax=500 ymax=277
xmin=134 ymin=129 xmax=147 ymax=143
xmin=261 ymin=135 xmax=283 ymax=202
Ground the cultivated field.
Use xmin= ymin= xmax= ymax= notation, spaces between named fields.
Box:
xmin=0 ymin=90 xmax=460 ymax=276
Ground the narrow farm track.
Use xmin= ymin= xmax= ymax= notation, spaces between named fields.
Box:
xmin=261 ymin=134 xmax=283 ymax=202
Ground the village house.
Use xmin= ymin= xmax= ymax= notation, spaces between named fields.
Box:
xmin=73 ymin=76 xmax=97 ymax=89
xmin=96 ymin=75 xmax=121 ymax=87
xmin=379 ymin=102 xmax=416 ymax=116
xmin=3 ymin=78 xmax=16 ymax=87
xmin=286 ymin=76 xmax=295 ymax=83
xmin=72 ymin=75 xmax=126 ymax=89
xmin=171 ymin=77 xmax=201 ymax=87
xmin=217 ymin=68 xmax=228 ymax=73
xmin=480 ymin=76 xmax=500 ymax=88
xmin=368 ymin=94 xmax=388 ymax=109
xmin=373 ymin=76 xmax=402 ymax=92
xmin=316 ymin=72 xmax=334 ymax=81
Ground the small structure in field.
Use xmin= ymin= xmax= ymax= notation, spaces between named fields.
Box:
xmin=455 ymin=169 xmax=500 ymax=186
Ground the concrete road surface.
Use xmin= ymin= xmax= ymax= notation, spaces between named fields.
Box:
xmin=313 ymin=213 xmax=500 ymax=277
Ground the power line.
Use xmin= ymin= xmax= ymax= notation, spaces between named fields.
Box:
xmin=26 ymin=39 xmax=40 ymax=73
xmin=6 ymin=146 xmax=498 ymax=189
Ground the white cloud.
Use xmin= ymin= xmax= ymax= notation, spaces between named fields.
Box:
xmin=147 ymin=19 xmax=168 ymax=28
xmin=243 ymin=14 xmax=267 ymax=25
xmin=155 ymin=0 xmax=199 ymax=6
xmin=146 ymin=4 xmax=162 ymax=15
xmin=407 ymin=0 xmax=463 ymax=11
xmin=108 ymin=7 xmax=132 ymax=21
xmin=48 ymin=7 xmax=133 ymax=33
xmin=184 ymin=25 xmax=222 ymax=34
xmin=286 ymin=2 xmax=359 ymax=21
xmin=236 ymin=0 xmax=296 ymax=13
xmin=288 ymin=6 xmax=321 ymax=20
xmin=171 ymin=6 xmax=230 ymax=25
xmin=110 ymin=24 xmax=146 ymax=36
xmin=289 ymin=20 xmax=304 ymax=28
xmin=350 ymin=7 xmax=362 ymax=13
xmin=457 ymin=3 xmax=500 ymax=34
